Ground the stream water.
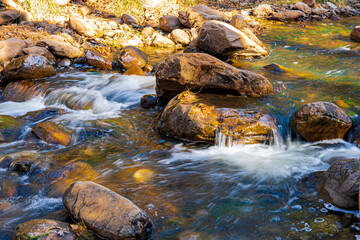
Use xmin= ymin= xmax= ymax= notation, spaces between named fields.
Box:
xmin=0 ymin=17 xmax=360 ymax=239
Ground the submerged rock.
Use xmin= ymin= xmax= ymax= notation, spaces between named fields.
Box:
xmin=116 ymin=46 xmax=148 ymax=70
xmin=0 ymin=115 xmax=23 ymax=143
xmin=350 ymin=26 xmax=360 ymax=42
xmin=0 ymin=38 xmax=26 ymax=63
xmin=158 ymin=91 xmax=278 ymax=143
xmin=12 ymin=219 xmax=77 ymax=240
xmin=63 ymin=181 xmax=152 ymax=240
xmin=3 ymin=80 xmax=49 ymax=102
xmin=31 ymin=121 xmax=73 ymax=146
xmin=37 ymin=37 xmax=83 ymax=59
xmin=290 ymin=101 xmax=352 ymax=142
xmin=0 ymin=9 xmax=19 ymax=25
xmin=159 ymin=15 xmax=182 ymax=33
xmin=186 ymin=5 xmax=225 ymax=28
xmin=155 ymin=53 xmax=273 ymax=104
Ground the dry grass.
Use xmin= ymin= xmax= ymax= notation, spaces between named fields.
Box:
xmin=22 ymin=0 xmax=59 ymax=15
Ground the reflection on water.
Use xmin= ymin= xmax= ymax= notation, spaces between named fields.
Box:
xmin=0 ymin=17 xmax=360 ymax=239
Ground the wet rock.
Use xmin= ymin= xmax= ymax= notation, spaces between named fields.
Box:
xmin=178 ymin=10 xmax=188 ymax=27
xmin=20 ymin=108 xmax=67 ymax=123
xmin=0 ymin=38 xmax=26 ymax=63
xmin=293 ymin=2 xmax=312 ymax=15
xmin=0 ymin=115 xmax=23 ymax=143
xmin=9 ymin=156 xmax=38 ymax=174
xmin=170 ymin=29 xmax=191 ymax=45
xmin=45 ymin=90 xmax=94 ymax=111
xmin=0 ymin=9 xmax=19 ymax=25
xmin=230 ymin=14 xmax=247 ymax=30
xmin=4 ymin=55 xmax=56 ymax=81
xmin=159 ymin=15 xmax=182 ymax=33
xmin=263 ymin=63 xmax=287 ymax=74
xmin=271 ymin=10 xmax=306 ymax=21
xmin=58 ymin=58 xmax=72 ymax=68
xmin=158 ymin=91 xmax=278 ymax=143
xmin=350 ymin=26 xmax=360 ymax=42
xmin=37 ymin=37 xmax=84 ymax=59
xmin=123 ymin=65 xmax=146 ymax=76
xmin=86 ymin=50 xmax=113 ymax=70
xmin=3 ymin=80 xmax=49 ymax=102
xmin=196 ymin=21 xmax=268 ymax=58
xmin=22 ymin=46 xmax=56 ymax=65
xmin=69 ymin=16 xmax=98 ymax=37
xmin=151 ymin=34 xmax=176 ymax=48
xmin=144 ymin=64 xmax=153 ymax=73
xmin=141 ymin=94 xmax=158 ymax=108
xmin=63 ymin=181 xmax=152 ymax=240
xmin=121 ymin=13 xmax=138 ymax=26
xmin=303 ymin=0 xmax=315 ymax=8
xmin=12 ymin=219 xmax=77 ymax=240
xmin=342 ymin=213 xmax=355 ymax=227
xmin=252 ymin=4 xmax=274 ymax=17
xmin=291 ymin=101 xmax=352 ymax=142
xmin=156 ymin=53 xmax=273 ymax=104
xmin=303 ymin=159 xmax=359 ymax=209
xmin=186 ymin=5 xmax=225 ymax=28
xmin=116 ymin=46 xmax=148 ymax=70
xmin=31 ymin=121 xmax=73 ymax=146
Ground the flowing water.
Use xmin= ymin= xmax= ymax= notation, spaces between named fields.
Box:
xmin=0 ymin=17 xmax=360 ymax=239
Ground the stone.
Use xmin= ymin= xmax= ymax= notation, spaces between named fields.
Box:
xmin=12 ymin=219 xmax=76 ymax=240
xmin=159 ymin=15 xmax=182 ymax=33
xmin=37 ymin=37 xmax=84 ymax=59
xmin=141 ymin=94 xmax=157 ymax=108
xmin=170 ymin=29 xmax=191 ymax=45
xmin=121 ymin=13 xmax=138 ymax=26
xmin=0 ymin=115 xmax=23 ymax=143
xmin=123 ymin=65 xmax=146 ymax=76
xmin=22 ymin=46 xmax=56 ymax=65
xmin=116 ymin=46 xmax=148 ymax=70
xmin=53 ymin=0 xmax=71 ymax=5
xmin=63 ymin=181 xmax=152 ymax=240
xmin=293 ymin=2 xmax=312 ymax=15
xmin=196 ymin=21 xmax=268 ymax=58
xmin=151 ymin=34 xmax=176 ymax=48
xmin=230 ymin=14 xmax=247 ymax=30
xmin=252 ymin=4 xmax=274 ymax=17
xmin=31 ymin=121 xmax=73 ymax=146
xmin=312 ymin=8 xmax=327 ymax=15
xmin=45 ymin=91 xmax=94 ymax=110
xmin=302 ymin=0 xmax=315 ymax=8
xmin=58 ymin=58 xmax=72 ymax=67
xmin=69 ymin=16 xmax=98 ymax=37
xmin=4 ymin=55 xmax=56 ymax=81
xmin=158 ymin=91 xmax=278 ymax=143
xmin=19 ymin=11 xmax=32 ymax=22
xmin=3 ymin=80 xmax=49 ymax=102
xmin=0 ymin=9 xmax=19 ymax=25
xmin=10 ymin=156 xmax=39 ymax=174
xmin=86 ymin=50 xmax=113 ymax=70
xmin=326 ymin=2 xmax=338 ymax=10
xmin=79 ymin=6 xmax=92 ymax=16
xmin=302 ymin=159 xmax=359 ymax=209
xmin=155 ymin=53 xmax=273 ymax=104
xmin=20 ymin=108 xmax=67 ymax=123
xmin=178 ymin=10 xmax=189 ymax=27
xmin=350 ymin=26 xmax=360 ymax=42
xmin=290 ymin=101 xmax=352 ymax=142
xmin=186 ymin=5 xmax=225 ymax=28
xmin=271 ymin=10 xmax=306 ymax=21
xmin=141 ymin=26 xmax=154 ymax=36
xmin=0 ymin=38 xmax=26 ymax=63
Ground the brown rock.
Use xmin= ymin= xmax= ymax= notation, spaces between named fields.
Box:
xmin=151 ymin=34 xmax=176 ymax=48
xmin=12 ymin=219 xmax=76 ymax=240
xmin=4 ymin=55 xmax=56 ymax=81
xmin=293 ymin=2 xmax=312 ymax=14
xmin=230 ymin=14 xmax=247 ymax=30
xmin=0 ymin=38 xmax=26 ymax=63
xmin=23 ymin=46 xmax=56 ymax=65
xmin=86 ymin=50 xmax=113 ymax=70
xmin=158 ymin=91 xmax=278 ymax=143
xmin=45 ymin=91 xmax=94 ymax=110
xmin=0 ymin=9 xmax=19 ymax=25
xmin=58 ymin=58 xmax=72 ymax=67
xmin=31 ymin=121 xmax=73 ymax=146
xmin=302 ymin=0 xmax=315 ymax=8
xmin=141 ymin=26 xmax=154 ymax=36
xmin=79 ymin=6 xmax=92 ymax=16
xmin=141 ymin=94 xmax=157 ymax=108
xmin=116 ymin=46 xmax=148 ymax=70
xmin=186 ymin=5 xmax=225 ymax=28
xmin=4 ymin=80 xmax=49 ymax=102
xmin=123 ymin=65 xmax=146 ymax=76
xmin=170 ymin=29 xmax=191 ymax=45
xmin=291 ymin=101 xmax=352 ymax=142
xmin=271 ymin=10 xmax=306 ymax=21
xmin=252 ymin=4 xmax=274 ymax=17
xmin=155 ymin=53 xmax=273 ymax=104
xmin=178 ymin=11 xmax=189 ymax=27
xmin=69 ymin=16 xmax=98 ymax=37
xmin=121 ymin=13 xmax=138 ymax=26
xmin=63 ymin=181 xmax=152 ymax=240
xmin=159 ymin=15 xmax=182 ymax=33
xmin=311 ymin=7 xmax=327 ymax=15
xmin=37 ymin=37 xmax=84 ymax=59
xmin=350 ymin=26 xmax=360 ymax=42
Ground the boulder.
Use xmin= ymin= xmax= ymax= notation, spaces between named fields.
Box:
xmin=44 ymin=90 xmax=94 ymax=110
xmin=186 ymin=5 xmax=225 ymax=28
xmin=86 ymin=50 xmax=113 ymax=70
xmin=12 ymin=219 xmax=76 ymax=240
xmin=155 ymin=53 xmax=273 ymax=104
xmin=159 ymin=15 xmax=182 ymax=33
xmin=303 ymin=0 xmax=315 ymax=8
xmin=63 ymin=181 xmax=152 ymax=240
xmin=0 ymin=38 xmax=26 ymax=63
xmin=4 ymin=80 xmax=49 ymax=102
xmin=230 ymin=14 xmax=247 ymax=30
xmin=31 ymin=121 xmax=73 ymax=146
xmin=37 ymin=37 xmax=83 ymax=59
xmin=116 ymin=46 xmax=148 ymax=70
xmin=0 ymin=9 xmax=19 ymax=25
xmin=158 ymin=91 xmax=278 ymax=143
xmin=151 ymin=34 xmax=176 ymax=48
xmin=252 ymin=4 xmax=274 ymax=17
xmin=4 ymin=55 xmax=56 ymax=81
xmin=302 ymin=159 xmax=359 ymax=209
xmin=20 ymin=108 xmax=67 ymax=123
xmin=312 ymin=8 xmax=327 ymax=15
xmin=141 ymin=94 xmax=158 ymax=108
xmin=293 ymin=2 xmax=312 ymax=14
xmin=271 ymin=10 xmax=306 ymax=21
xmin=0 ymin=115 xmax=23 ymax=143
xmin=196 ymin=21 xmax=268 ymax=58
xmin=170 ymin=29 xmax=191 ymax=45
xmin=290 ymin=101 xmax=352 ymax=142
xmin=22 ymin=46 xmax=56 ymax=65
xmin=69 ymin=16 xmax=98 ymax=37
xmin=123 ymin=65 xmax=146 ymax=76
xmin=350 ymin=26 xmax=360 ymax=42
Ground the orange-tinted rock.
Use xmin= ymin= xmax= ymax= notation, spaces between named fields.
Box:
xmin=291 ymin=101 xmax=352 ymax=142
xmin=252 ymin=4 xmax=274 ymax=17
xmin=37 ymin=37 xmax=84 ymax=59
xmin=350 ymin=26 xmax=360 ymax=42
xmin=292 ymin=2 xmax=312 ymax=15
xmin=159 ymin=15 xmax=182 ymax=33
xmin=4 ymin=80 xmax=49 ymax=102
xmin=230 ymin=14 xmax=247 ymax=30
xmin=186 ymin=5 xmax=225 ymax=28
xmin=0 ymin=9 xmax=20 ymax=25
xmin=155 ymin=53 xmax=273 ymax=104
xmin=123 ymin=65 xmax=146 ymax=76
xmin=31 ymin=121 xmax=73 ymax=146
xmin=271 ymin=10 xmax=305 ymax=21
xmin=69 ymin=16 xmax=98 ymax=37
xmin=116 ymin=46 xmax=148 ymax=70
xmin=85 ymin=50 xmax=113 ymax=70
xmin=0 ymin=38 xmax=26 ymax=63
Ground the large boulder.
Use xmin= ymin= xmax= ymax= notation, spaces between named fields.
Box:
xmin=4 ymin=55 xmax=56 ymax=81
xmin=159 ymin=15 xmax=182 ymax=33
xmin=158 ymin=91 xmax=278 ymax=143
xmin=155 ymin=53 xmax=273 ymax=104
xmin=31 ymin=121 xmax=73 ymax=146
xmin=116 ymin=46 xmax=148 ymax=70
xmin=0 ymin=9 xmax=19 ymax=25
xmin=292 ymin=2 xmax=312 ymax=15
xmin=69 ymin=16 xmax=98 ymax=37
xmin=196 ymin=21 xmax=268 ymax=58
xmin=350 ymin=26 xmax=360 ymax=42
xmin=23 ymin=46 xmax=56 ymax=65
xmin=4 ymin=80 xmax=49 ymax=102
xmin=0 ymin=38 xmax=26 ymax=63
xmin=271 ymin=10 xmax=306 ymax=21
xmin=63 ymin=181 xmax=152 ymax=240
xmin=12 ymin=219 xmax=77 ymax=240
xmin=37 ymin=37 xmax=83 ymax=59
xmin=290 ymin=101 xmax=352 ymax=142
xmin=186 ymin=5 xmax=225 ymax=28
xmin=302 ymin=159 xmax=359 ymax=209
